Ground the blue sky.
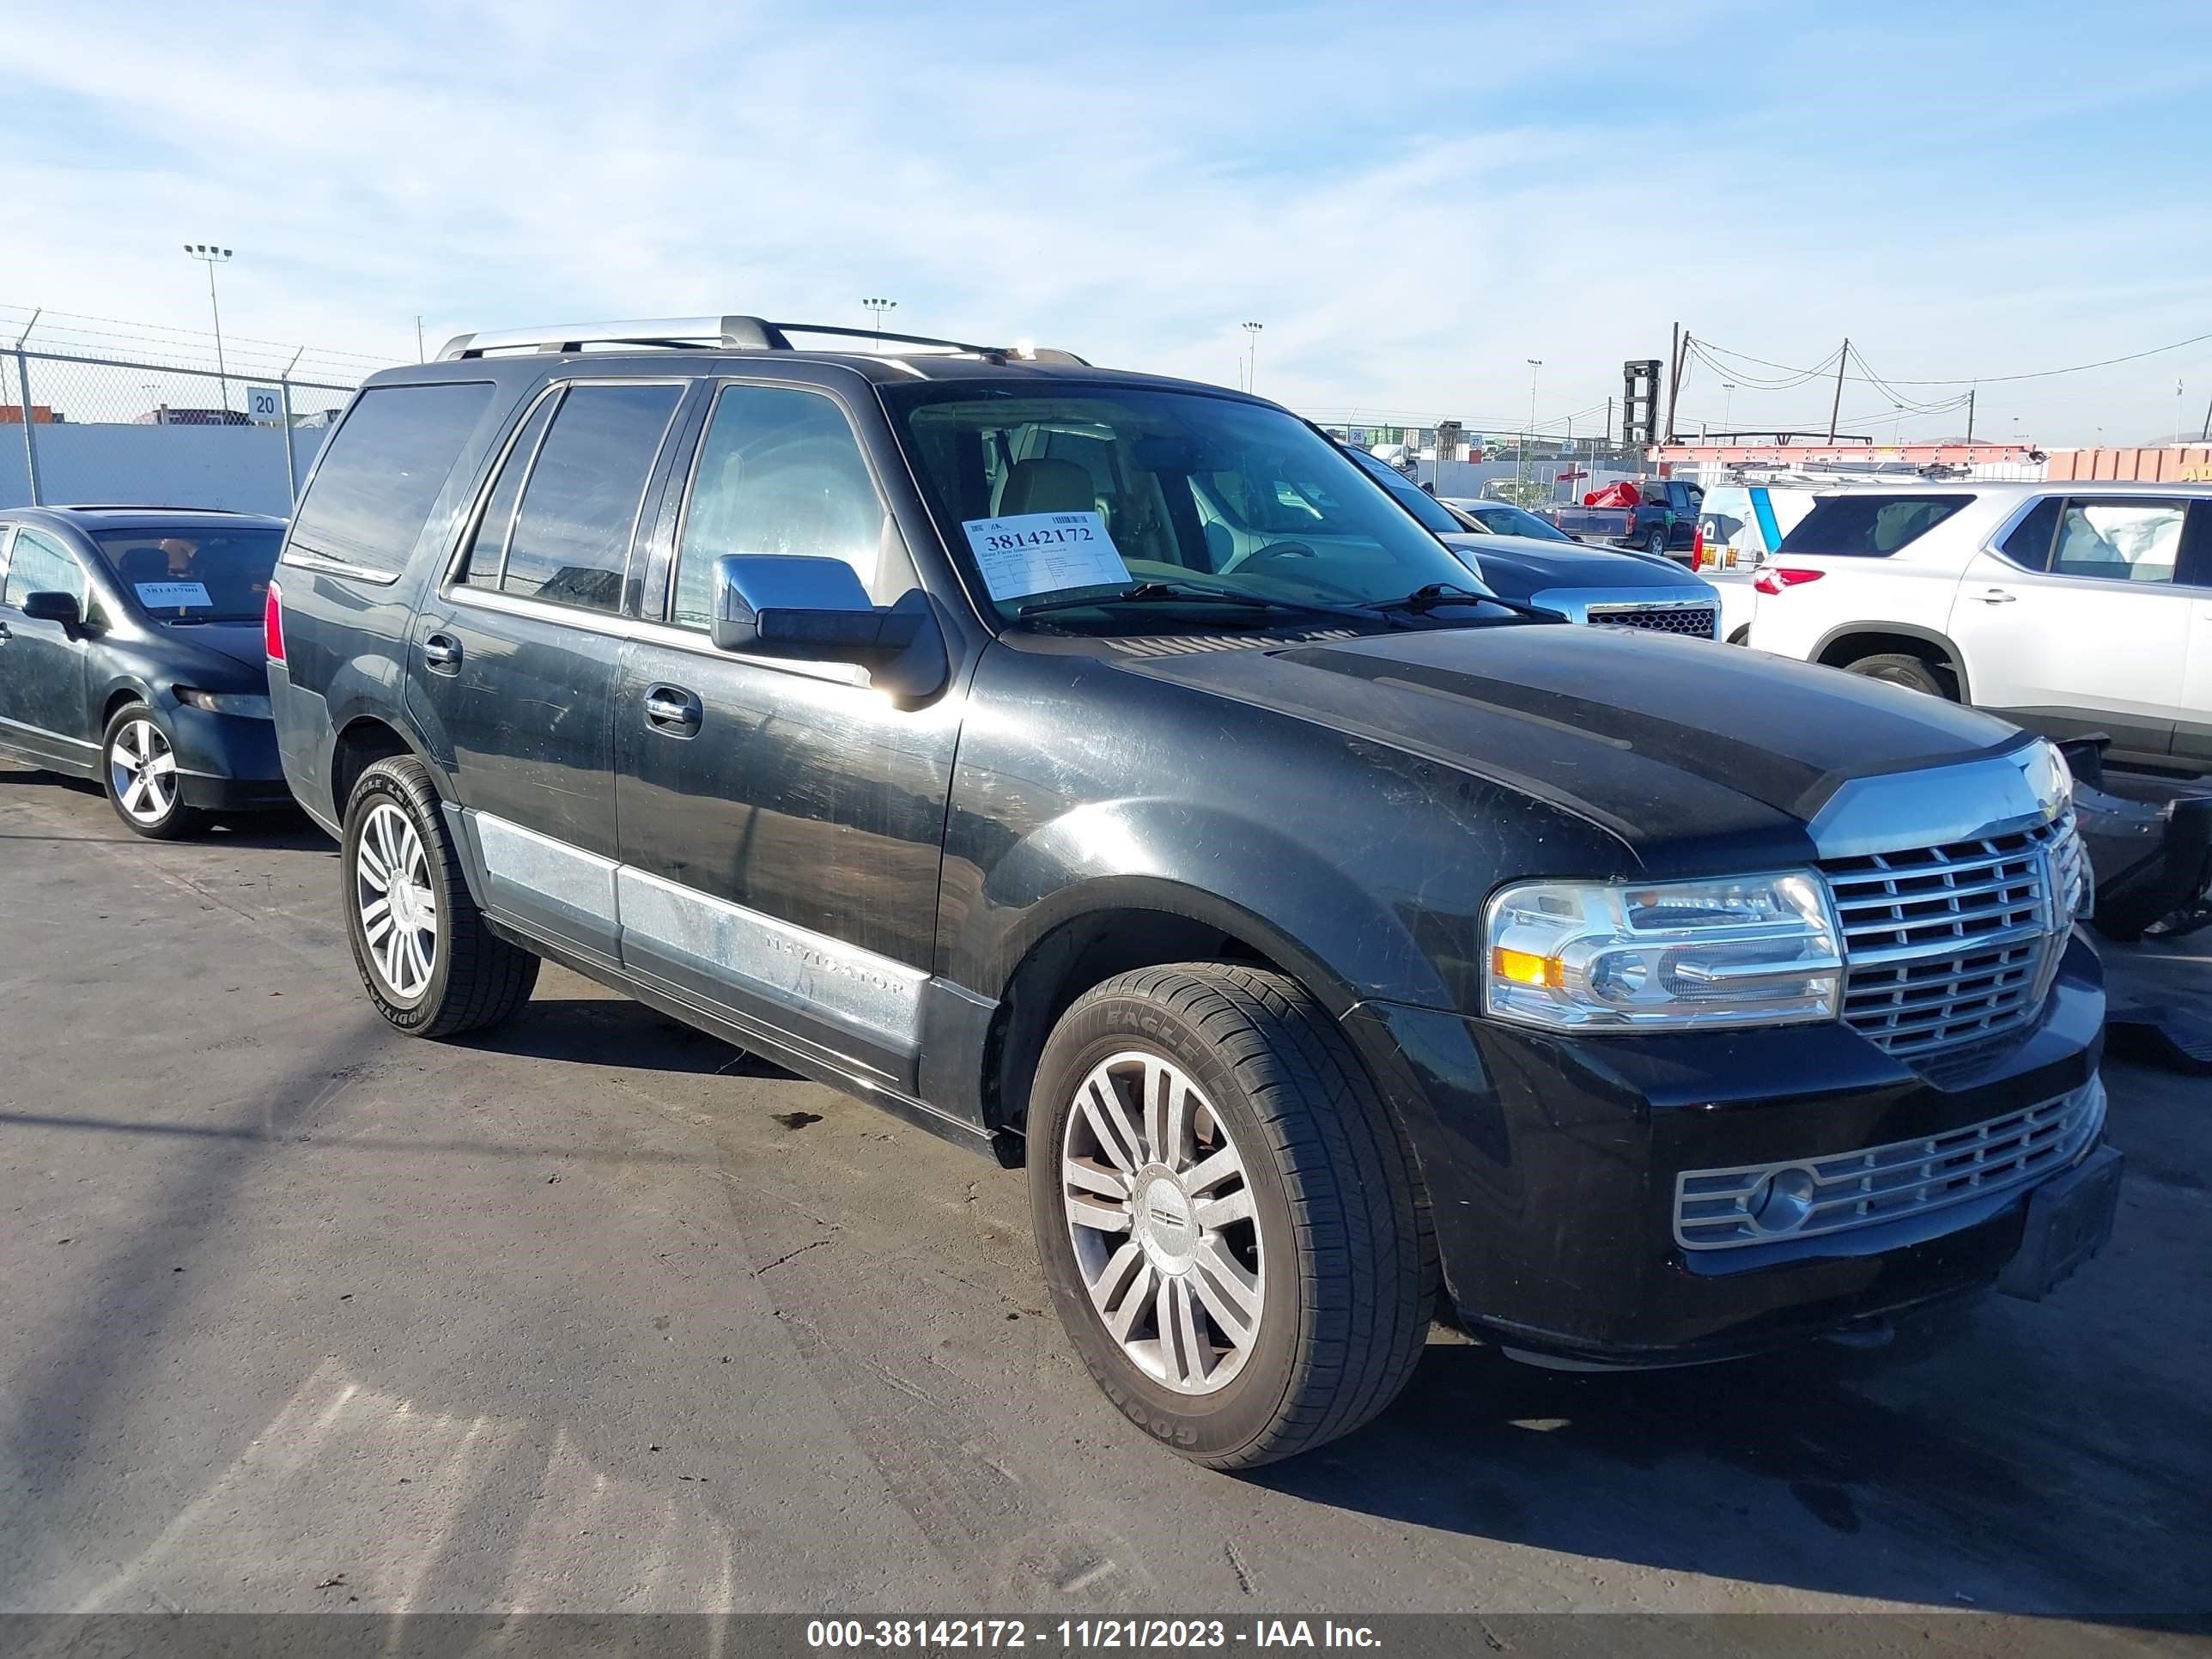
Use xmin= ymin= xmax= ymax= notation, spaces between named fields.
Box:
xmin=5 ymin=0 xmax=2210 ymax=444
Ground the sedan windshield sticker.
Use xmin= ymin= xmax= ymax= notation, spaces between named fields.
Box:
xmin=961 ymin=511 xmax=1131 ymax=600
xmin=134 ymin=580 xmax=214 ymax=609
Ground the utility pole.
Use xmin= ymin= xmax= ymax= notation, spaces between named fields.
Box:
xmin=1826 ymin=337 xmax=1849 ymax=444
xmin=1966 ymin=386 xmax=1976 ymax=445
xmin=2200 ymin=380 xmax=2211 ymax=444
xmin=1664 ymin=322 xmax=1680 ymax=444
xmin=416 ymin=315 xmax=425 ymax=363
xmin=1605 ymin=396 xmax=1613 ymax=448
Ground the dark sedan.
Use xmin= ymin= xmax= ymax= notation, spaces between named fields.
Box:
xmin=0 ymin=507 xmax=292 ymax=837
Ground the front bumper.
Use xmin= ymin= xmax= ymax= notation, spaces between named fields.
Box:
xmin=167 ymin=705 xmax=292 ymax=811
xmin=1343 ymin=933 xmax=2107 ymax=1367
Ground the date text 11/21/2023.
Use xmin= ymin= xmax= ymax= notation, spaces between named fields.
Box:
xmin=805 ymin=1620 xmax=1382 ymax=1650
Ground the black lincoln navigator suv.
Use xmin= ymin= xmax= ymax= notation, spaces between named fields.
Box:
xmin=265 ymin=316 xmax=2118 ymax=1468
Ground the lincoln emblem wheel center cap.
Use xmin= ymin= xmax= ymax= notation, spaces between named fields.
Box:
xmin=1134 ymin=1171 xmax=1198 ymax=1273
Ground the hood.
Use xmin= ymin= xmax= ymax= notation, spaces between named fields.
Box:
xmin=1453 ymin=535 xmax=1695 ymax=601
xmin=1107 ymin=623 xmax=2027 ymax=861
xmin=160 ymin=622 xmax=270 ymax=680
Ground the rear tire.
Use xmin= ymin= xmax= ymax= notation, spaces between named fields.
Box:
xmin=1028 ymin=963 xmax=1435 ymax=1468
xmin=1644 ymin=526 xmax=1668 ymax=559
xmin=1844 ymin=652 xmax=1952 ymax=700
xmin=342 ymin=756 xmax=538 ymax=1037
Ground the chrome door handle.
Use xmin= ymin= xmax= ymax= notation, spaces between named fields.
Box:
xmin=643 ymin=685 xmax=702 ymax=733
xmin=422 ymin=631 xmax=463 ymax=669
xmin=1972 ymin=588 xmax=2017 ymax=605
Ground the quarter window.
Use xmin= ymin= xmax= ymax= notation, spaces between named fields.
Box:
xmin=500 ymin=383 xmax=683 ymax=614
xmin=3 ymin=529 xmax=86 ymax=609
xmin=669 ymin=385 xmax=914 ymax=629
xmin=2049 ymin=499 xmax=2185 ymax=585
xmin=1777 ymin=493 xmax=1970 ymax=557
xmin=286 ymin=382 xmax=496 ymax=576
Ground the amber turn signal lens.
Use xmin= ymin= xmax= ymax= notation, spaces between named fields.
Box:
xmin=1490 ymin=946 xmax=1563 ymax=989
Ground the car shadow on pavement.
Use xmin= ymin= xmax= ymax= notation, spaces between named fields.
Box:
xmin=0 ymin=767 xmax=328 ymax=850
xmin=1253 ymin=1328 xmax=2205 ymax=1620
xmin=455 ymin=995 xmax=800 ymax=1080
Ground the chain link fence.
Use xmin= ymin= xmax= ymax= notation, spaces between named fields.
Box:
xmin=3 ymin=307 xmax=391 ymax=515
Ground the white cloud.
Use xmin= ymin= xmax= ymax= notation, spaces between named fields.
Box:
xmin=4 ymin=0 xmax=2209 ymax=443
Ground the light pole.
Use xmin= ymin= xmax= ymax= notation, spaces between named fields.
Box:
xmin=862 ymin=297 xmax=896 ymax=349
xmin=1722 ymin=381 xmax=1735 ymax=431
xmin=184 ymin=245 xmax=233 ymax=413
xmin=1523 ymin=359 xmax=1542 ymax=496
xmin=1242 ymin=322 xmax=1263 ymax=392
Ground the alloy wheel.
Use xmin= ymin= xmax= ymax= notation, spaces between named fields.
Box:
xmin=109 ymin=719 xmax=179 ymax=825
xmin=356 ymin=802 xmax=439 ymax=1001
xmin=1060 ymin=1050 xmax=1266 ymax=1395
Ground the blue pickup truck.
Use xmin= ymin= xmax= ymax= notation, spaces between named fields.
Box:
xmin=1540 ymin=477 xmax=1704 ymax=561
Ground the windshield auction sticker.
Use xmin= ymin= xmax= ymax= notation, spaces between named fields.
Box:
xmin=134 ymin=581 xmax=214 ymax=609
xmin=961 ymin=511 xmax=1131 ymax=600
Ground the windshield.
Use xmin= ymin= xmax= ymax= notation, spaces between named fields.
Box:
xmin=886 ymin=385 xmax=1486 ymax=626
xmin=1340 ymin=447 xmax=1465 ymax=536
xmin=1449 ymin=501 xmax=1573 ymax=542
xmin=92 ymin=526 xmax=283 ymax=623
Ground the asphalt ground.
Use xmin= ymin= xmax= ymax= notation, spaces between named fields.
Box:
xmin=1 ymin=758 xmax=2206 ymax=1649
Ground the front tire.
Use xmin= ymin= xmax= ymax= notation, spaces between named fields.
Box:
xmin=342 ymin=756 xmax=538 ymax=1036
xmin=1844 ymin=651 xmax=1952 ymax=699
xmin=103 ymin=704 xmax=203 ymax=840
xmin=1028 ymin=964 xmax=1434 ymax=1468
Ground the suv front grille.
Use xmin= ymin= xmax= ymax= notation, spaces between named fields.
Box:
xmin=1674 ymin=1076 xmax=2104 ymax=1250
xmin=1586 ymin=602 xmax=1718 ymax=639
xmin=1820 ymin=808 xmax=2081 ymax=1059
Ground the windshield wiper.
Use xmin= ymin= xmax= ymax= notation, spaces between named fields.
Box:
xmin=1016 ymin=581 xmax=1402 ymax=629
xmin=1373 ymin=583 xmax=1566 ymax=622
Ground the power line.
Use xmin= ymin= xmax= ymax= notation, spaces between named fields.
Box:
xmin=1697 ymin=328 xmax=2212 ymax=388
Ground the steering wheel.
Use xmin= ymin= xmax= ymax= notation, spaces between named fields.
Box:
xmin=1227 ymin=539 xmax=1318 ymax=575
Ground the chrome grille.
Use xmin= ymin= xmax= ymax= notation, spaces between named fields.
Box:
xmin=1674 ymin=1076 xmax=2105 ymax=1251
xmin=1820 ymin=808 xmax=2079 ymax=1058
xmin=1586 ymin=602 xmax=1718 ymax=639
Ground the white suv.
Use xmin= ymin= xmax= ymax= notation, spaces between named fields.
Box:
xmin=1748 ymin=481 xmax=2212 ymax=775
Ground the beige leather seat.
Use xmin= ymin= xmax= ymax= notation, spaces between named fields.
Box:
xmin=995 ymin=458 xmax=1097 ymax=517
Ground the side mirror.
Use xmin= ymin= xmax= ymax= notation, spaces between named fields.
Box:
xmin=710 ymin=555 xmax=947 ymax=705
xmin=20 ymin=591 xmax=82 ymax=628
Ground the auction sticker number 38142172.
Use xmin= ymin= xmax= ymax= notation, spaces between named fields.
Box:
xmin=961 ymin=510 xmax=1133 ymax=601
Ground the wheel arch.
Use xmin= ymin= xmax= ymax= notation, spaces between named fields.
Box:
xmin=97 ymin=676 xmax=159 ymax=730
xmin=1811 ymin=623 xmax=1972 ymax=702
xmin=329 ymin=712 xmax=433 ymax=818
xmin=965 ymin=874 xmax=1397 ymax=1141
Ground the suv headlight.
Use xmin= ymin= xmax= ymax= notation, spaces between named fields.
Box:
xmin=174 ymin=688 xmax=272 ymax=719
xmin=1483 ymin=872 xmax=1844 ymax=1032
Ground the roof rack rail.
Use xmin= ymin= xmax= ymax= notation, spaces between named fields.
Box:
xmin=436 ymin=315 xmax=1088 ymax=367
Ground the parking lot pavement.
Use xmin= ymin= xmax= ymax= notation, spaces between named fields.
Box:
xmin=1 ymin=760 xmax=2207 ymax=1638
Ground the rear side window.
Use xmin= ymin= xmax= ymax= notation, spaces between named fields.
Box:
xmin=2050 ymin=499 xmax=2185 ymax=585
xmin=460 ymin=393 xmax=561 ymax=588
xmin=1777 ymin=493 xmax=1970 ymax=558
xmin=499 ymin=383 xmax=683 ymax=613
xmin=286 ymin=382 xmax=495 ymax=575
